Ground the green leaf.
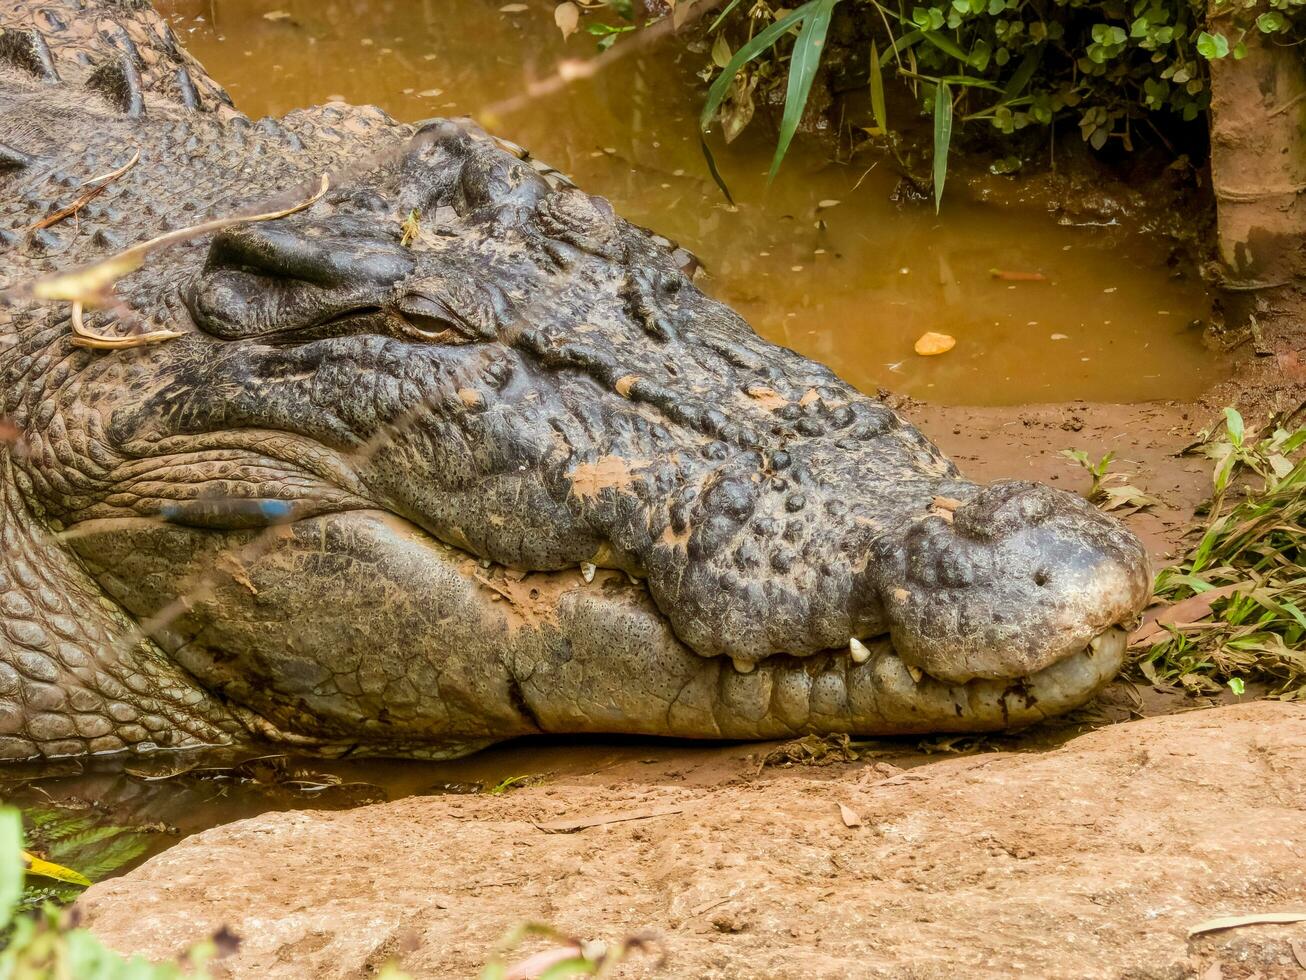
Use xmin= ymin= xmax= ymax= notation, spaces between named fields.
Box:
xmin=1227 ymin=677 xmax=1246 ymax=695
xmin=869 ymin=43 xmax=888 ymax=134
xmin=1257 ymin=10 xmax=1286 ymax=32
xmin=933 ymin=80 xmax=954 ymax=213
xmin=1224 ymin=407 xmax=1245 ymax=447
xmin=769 ymin=0 xmax=840 ymax=182
xmin=1196 ymin=30 xmax=1230 ymax=58
xmin=711 ymin=32 xmax=733 ymax=68
xmin=920 ymin=28 xmax=979 ymax=66
xmin=706 ymin=0 xmax=744 ymax=33
xmin=1001 ymin=44 xmax=1042 ymax=100
xmin=0 ymin=808 xmax=21 ymax=932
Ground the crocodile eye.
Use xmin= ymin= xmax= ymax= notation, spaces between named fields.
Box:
xmin=396 ymin=293 xmax=475 ymax=345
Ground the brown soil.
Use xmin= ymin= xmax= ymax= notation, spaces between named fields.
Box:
xmin=78 ymin=701 xmax=1306 ymax=979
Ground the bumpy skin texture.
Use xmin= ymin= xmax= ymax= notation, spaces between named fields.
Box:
xmin=0 ymin=0 xmax=1150 ymax=761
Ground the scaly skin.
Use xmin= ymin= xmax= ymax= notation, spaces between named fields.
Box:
xmin=0 ymin=0 xmax=1150 ymax=761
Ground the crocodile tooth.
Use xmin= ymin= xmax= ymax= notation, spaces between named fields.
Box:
xmin=731 ymin=657 xmax=755 ymax=674
xmin=849 ymin=637 xmax=870 ymax=664
xmin=906 ymin=664 xmax=924 ymax=684
xmin=580 ymin=562 xmax=596 ymax=583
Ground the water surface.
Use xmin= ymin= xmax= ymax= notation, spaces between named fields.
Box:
xmin=162 ymin=0 xmax=1222 ymax=405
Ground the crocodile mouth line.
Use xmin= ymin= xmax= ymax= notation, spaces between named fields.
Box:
xmin=470 ymin=552 xmax=1131 ymax=696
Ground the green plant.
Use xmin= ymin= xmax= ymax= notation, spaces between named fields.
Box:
xmin=683 ymin=0 xmax=1306 ymax=203
xmin=1137 ymin=409 xmax=1306 ymax=698
xmin=1060 ymin=448 xmax=1159 ymax=511
xmin=0 ymin=807 xmax=228 ymax=978
xmin=16 ymin=808 xmax=153 ymax=916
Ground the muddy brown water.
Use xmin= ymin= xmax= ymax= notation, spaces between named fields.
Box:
xmin=162 ymin=0 xmax=1222 ymax=405
xmin=6 ymin=3 xmax=1231 ymax=880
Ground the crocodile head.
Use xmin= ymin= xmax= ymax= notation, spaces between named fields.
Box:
xmin=8 ymin=121 xmax=1150 ymax=756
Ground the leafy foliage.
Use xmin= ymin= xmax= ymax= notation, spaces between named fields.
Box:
xmin=1138 ymin=409 xmax=1306 ymax=698
xmin=0 ymin=808 xmax=228 ymax=978
xmin=15 ymin=808 xmax=154 ymax=915
xmin=682 ymin=0 xmax=1306 ymax=199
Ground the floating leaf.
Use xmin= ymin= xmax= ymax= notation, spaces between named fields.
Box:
xmin=262 ymin=9 xmax=292 ymax=21
xmin=499 ymin=3 xmax=529 ymax=11
xmin=914 ymin=331 xmax=956 ymax=356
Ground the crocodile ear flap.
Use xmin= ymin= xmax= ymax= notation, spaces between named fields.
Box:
xmin=0 ymin=29 xmax=60 ymax=82
xmin=87 ymin=53 xmax=144 ymax=117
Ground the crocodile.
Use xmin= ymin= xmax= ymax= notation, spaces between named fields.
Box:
xmin=0 ymin=0 xmax=1150 ymax=761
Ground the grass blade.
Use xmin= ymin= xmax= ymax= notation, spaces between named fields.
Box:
xmin=699 ymin=1 xmax=818 ymax=199
xmin=707 ymin=0 xmax=744 ymax=34
xmin=769 ymin=0 xmax=840 ymax=182
xmin=1002 ymin=44 xmax=1043 ymax=101
xmin=869 ymin=42 xmax=888 ymax=133
xmin=932 ymin=80 xmax=953 ymax=213
xmin=920 ymin=28 xmax=977 ymax=68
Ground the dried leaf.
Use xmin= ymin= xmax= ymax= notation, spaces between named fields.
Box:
xmin=533 ymin=804 xmax=683 ymax=833
xmin=262 ymin=9 xmax=292 ymax=20
xmin=719 ymin=73 xmax=756 ymax=144
xmin=1097 ymin=483 xmax=1160 ymax=512
xmin=1187 ymin=912 xmax=1306 ymax=937
xmin=914 ymin=332 xmax=956 ymax=356
xmin=417 ymin=88 xmax=444 ymax=98
xmin=554 ymin=2 xmax=580 ymax=39
xmin=838 ymin=803 xmax=862 ymax=828
xmin=1129 ymin=583 xmax=1248 ymax=646
xmin=1290 ymin=939 xmax=1306 ymax=969
xmin=499 ymin=3 xmax=529 ymax=10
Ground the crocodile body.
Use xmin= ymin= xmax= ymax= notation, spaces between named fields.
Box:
xmin=0 ymin=0 xmax=1149 ymax=761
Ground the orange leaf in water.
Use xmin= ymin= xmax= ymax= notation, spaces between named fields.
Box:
xmin=914 ymin=332 xmax=956 ymax=356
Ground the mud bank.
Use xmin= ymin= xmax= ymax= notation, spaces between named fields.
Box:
xmin=76 ymin=701 xmax=1306 ymax=979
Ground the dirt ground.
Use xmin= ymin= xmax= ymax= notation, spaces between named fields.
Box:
xmin=77 ymin=701 xmax=1306 ymax=979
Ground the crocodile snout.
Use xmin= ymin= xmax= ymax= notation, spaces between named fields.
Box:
xmin=875 ymin=481 xmax=1151 ymax=683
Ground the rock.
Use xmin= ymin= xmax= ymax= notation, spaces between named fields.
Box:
xmin=78 ymin=702 xmax=1306 ymax=978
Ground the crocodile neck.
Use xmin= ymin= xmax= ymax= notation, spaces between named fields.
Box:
xmin=0 ymin=447 xmax=244 ymax=759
